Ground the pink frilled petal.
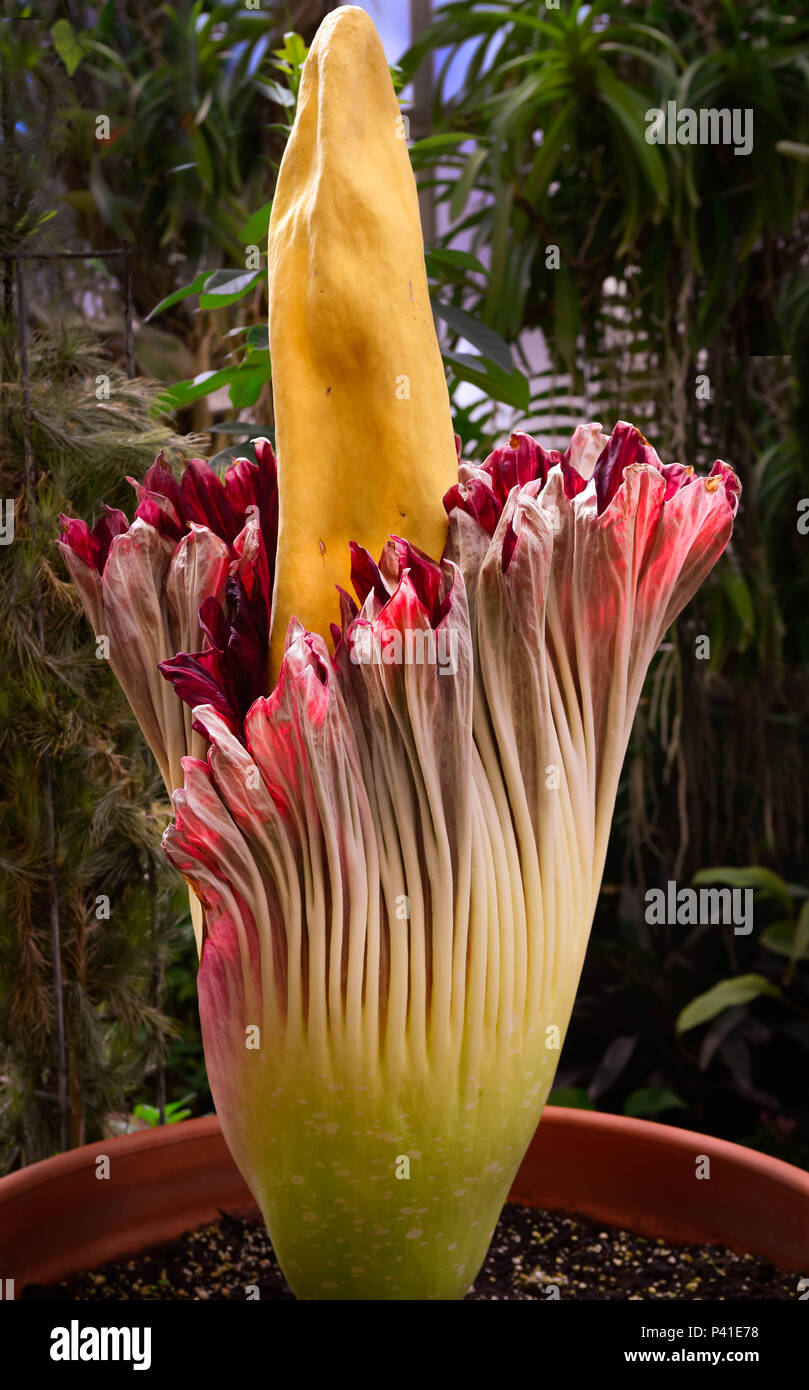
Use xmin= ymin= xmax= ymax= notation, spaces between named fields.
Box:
xmin=163 ymin=748 xmax=266 ymax=1182
xmin=99 ymin=520 xmax=185 ymax=789
xmin=156 ymin=446 xmax=278 ymax=742
xmin=223 ymin=457 xmax=260 ymax=515
xmin=388 ymin=537 xmax=453 ymax=626
xmin=159 ymin=648 xmax=236 ymax=730
xmin=231 ymin=510 xmax=273 ymax=616
xmin=225 ymin=439 xmax=279 ymax=554
xmin=89 ymin=520 xmax=217 ymax=787
xmin=57 ymin=529 xmax=104 ymax=632
xmin=59 ymin=514 xmax=99 ymax=570
xmin=59 ymin=443 xmax=280 ymax=790
xmin=94 ymin=506 xmax=130 ymax=566
xmin=591 ymin=419 xmax=660 ymax=514
xmin=178 ymin=459 xmax=243 ymax=542
xmin=58 ymin=505 xmax=130 ymax=572
xmin=443 ymin=474 xmax=502 ymax=538
xmin=57 ymin=507 xmax=130 ymax=628
xmin=443 ymin=429 xmax=566 ymax=538
xmin=562 ymin=422 xmax=609 ymax=481
xmin=131 ymin=453 xmax=184 ymax=514
xmin=163 ymin=525 xmax=232 ymax=751
xmin=164 ymin=524 xmax=231 ymax=656
xmin=348 ymin=536 xmax=455 ymax=632
xmin=61 ymin=515 xmax=232 ymax=794
xmin=243 ymin=624 xmax=334 ymax=833
xmin=349 ymin=541 xmax=389 ymax=607
xmin=445 ymin=420 xmax=736 ymax=534
xmin=481 ymin=431 xmax=559 ymax=505
xmin=128 ymin=455 xmax=185 ymax=541
xmin=709 ymin=457 xmax=741 ymax=512
xmin=166 ymin=576 xmax=484 ymax=1073
xmin=448 ymin=431 xmax=739 ymax=933
xmin=128 ymin=494 xmax=184 ymax=543
xmin=160 ymin=576 xmax=268 ymax=739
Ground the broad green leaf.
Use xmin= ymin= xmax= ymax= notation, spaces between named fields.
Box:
xmin=190 ymin=126 xmax=214 ymax=194
xmin=199 ymin=268 xmax=262 ymax=309
xmin=278 ymin=30 xmax=307 ymax=69
xmin=156 ymin=366 xmax=262 ymax=412
xmin=444 ymin=352 xmax=529 ymax=411
xmin=425 ymin=248 xmax=486 ymax=277
xmin=258 ymin=78 xmax=296 ymax=108
xmin=51 ymin=19 xmax=90 ymax=76
xmin=243 ymin=347 xmax=270 ymax=373
xmin=132 ymin=1103 xmax=160 ymax=1127
xmin=83 ymin=37 xmax=134 ymax=75
xmin=449 ymin=146 xmax=489 ymax=222
xmin=598 ymin=41 xmax=680 ymax=84
xmin=692 ymin=866 xmax=793 ymax=912
xmin=792 ymin=899 xmax=809 ymax=970
xmin=255 ymin=80 xmax=295 ymax=108
xmin=433 ymin=300 xmax=515 ymax=372
xmin=485 ymin=181 xmax=514 ymax=329
xmin=210 ymin=421 xmax=274 ymax=436
xmin=548 ymin=1087 xmax=595 ymax=1110
xmin=524 ymin=108 xmax=570 ymax=204
xmin=596 ymin=67 xmax=668 ymax=203
xmin=624 ymin=1087 xmax=687 ymax=1117
xmin=676 ymin=974 xmax=782 ymax=1034
xmin=165 ymin=1105 xmax=192 ymax=1123
xmin=409 ymin=133 xmax=471 ymax=155
xmin=239 ymin=201 xmax=273 ymax=244
xmin=229 ymin=366 xmax=267 ymax=410
xmin=146 ymin=270 xmax=210 ymax=322
xmin=246 ymin=324 xmax=269 ymax=350
xmin=760 ymin=920 xmax=809 ymax=961
xmin=722 ymin=569 xmax=755 ymax=632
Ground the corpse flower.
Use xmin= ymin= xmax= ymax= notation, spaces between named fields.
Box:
xmin=162 ymin=419 xmax=738 ymax=1300
xmin=59 ymin=6 xmax=740 ymax=1301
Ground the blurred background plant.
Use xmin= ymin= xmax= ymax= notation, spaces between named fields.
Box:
xmin=0 ymin=320 xmax=202 ymax=1166
xmin=2 ymin=0 xmax=808 ymax=1167
xmin=550 ymin=867 xmax=809 ymax=1167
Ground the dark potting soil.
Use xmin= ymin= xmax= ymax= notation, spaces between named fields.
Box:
xmin=22 ymin=1203 xmax=796 ymax=1301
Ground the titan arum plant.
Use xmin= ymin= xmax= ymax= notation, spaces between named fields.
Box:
xmin=58 ymin=8 xmax=740 ymax=1299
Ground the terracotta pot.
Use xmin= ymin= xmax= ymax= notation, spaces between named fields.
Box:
xmin=1 ymin=1108 xmax=807 ymax=1291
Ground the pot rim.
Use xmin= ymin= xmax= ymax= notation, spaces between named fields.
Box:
xmin=5 ymin=1106 xmax=806 ymax=1194
xmin=2 ymin=1107 xmax=807 ymax=1289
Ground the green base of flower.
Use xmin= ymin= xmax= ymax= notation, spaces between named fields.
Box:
xmin=226 ymin=1034 xmax=560 ymax=1300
